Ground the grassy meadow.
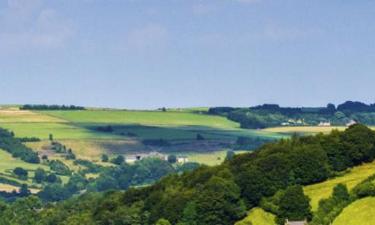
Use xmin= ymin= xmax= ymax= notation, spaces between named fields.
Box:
xmin=332 ymin=197 xmax=375 ymax=225
xmin=235 ymin=208 xmax=276 ymax=225
xmin=304 ymin=160 xmax=375 ymax=211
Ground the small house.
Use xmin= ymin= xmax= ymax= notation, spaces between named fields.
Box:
xmin=177 ymin=156 xmax=189 ymax=164
xmin=285 ymin=219 xmax=308 ymax=225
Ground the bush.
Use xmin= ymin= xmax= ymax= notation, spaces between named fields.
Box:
xmin=13 ymin=167 xmax=28 ymax=180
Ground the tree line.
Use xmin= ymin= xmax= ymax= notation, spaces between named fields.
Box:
xmin=20 ymin=104 xmax=86 ymax=110
xmin=209 ymin=101 xmax=375 ymax=128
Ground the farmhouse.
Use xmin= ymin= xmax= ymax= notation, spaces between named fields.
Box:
xmin=346 ymin=119 xmax=357 ymax=127
xmin=285 ymin=219 xmax=308 ymax=225
xmin=177 ymin=156 xmax=189 ymax=163
xmin=318 ymin=121 xmax=331 ymax=127
xmin=125 ymin=151 xmax=167 ymax=163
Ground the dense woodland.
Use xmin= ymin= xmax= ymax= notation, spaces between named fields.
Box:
xmin=1 ymin=124 xmax=375 ymax=224
xmin=20 ymin=104 xmax=86 ymax=110
xmin=209 ymin=101 xmax=375 ymax=128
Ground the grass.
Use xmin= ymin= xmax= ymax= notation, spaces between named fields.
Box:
xmin=332 ymin=197 xmax=375 ymax=225
xmin=0 ymin=122 xmax=116 ymax=140
xmin=0 ymin=149 xmax=50 ymax=188
xmin=183 ymin=150 xmax=249 ymax=166
xmin=42 ymin=110 xmax=240 ymax=129
xmin=235 ymin=208 xmax=276 ymax=225
xmin=304 ymin=160 xmax=375 ymax=211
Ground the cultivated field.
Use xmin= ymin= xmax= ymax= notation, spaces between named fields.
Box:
xmin=0 ymin=108 xmax=284 ymax=165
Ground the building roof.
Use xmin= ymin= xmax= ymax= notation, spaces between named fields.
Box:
xmin=286 ymin=221 xmax=307 ymax=225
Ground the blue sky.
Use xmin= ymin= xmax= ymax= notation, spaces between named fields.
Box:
xmin=0 ymin=0 xmax=374 ymax=109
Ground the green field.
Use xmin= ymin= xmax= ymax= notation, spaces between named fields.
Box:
xmin=235 ymin=208 xmax=276 ymax=225
xmin=0 ymin=149 xmax=50 ymax=191
xmin=0 ymin=108 xmax=285 ymax=165
xmin=332 ymin=197 xmax=375 ymax=225
xmin=304 ymin=160 xmax=375 ymax=211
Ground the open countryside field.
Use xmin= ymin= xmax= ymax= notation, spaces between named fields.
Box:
xmin=332 ymin=197 xmax=375 ymax=225
xmin=235 ymin=208 xmax=276 ymax=225
xmin=0 ymin=108 xmax=285 ymax=165
xmin=0 ymin=149 xmax=50 ymax=191
xmin=304 ymin=160 xmax=375 ymax=211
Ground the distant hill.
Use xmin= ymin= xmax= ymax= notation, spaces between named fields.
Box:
xmin=209 ymin=101 xmax=375 ymax=129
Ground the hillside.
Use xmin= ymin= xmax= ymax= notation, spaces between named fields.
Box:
xmin=332 ymin=197 xmax=375 ymax=225
xmin=0 ymin=124 xmax=374 ymax=224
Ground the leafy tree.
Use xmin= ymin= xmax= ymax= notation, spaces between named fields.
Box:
xmin=19 ymin=184 xmax=30 ymax=197
xmin=13 ymin=167 xmax=28 ymax=180
xmin=111 ymin=155 xmax=125 ymax=165
xmin=225 ymin=150 xmax=235 ymax=161
xmin=34 ymin=168 xmax=46 ymax=183
xmin=49 ymin=134 xmax=54 ymax=141
xmin=276 ymin=185 xmax=312 ymax=224
xmin=194 ymin=176 xmax=246 ymax=225
xmin=101 ymin=154 xmax=109 ymax=162
xmin=168 ymin=154 xmax=177 ymax=164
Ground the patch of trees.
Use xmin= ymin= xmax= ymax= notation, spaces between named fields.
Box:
xmin=50 ymin=141 xmax=76 ymax=160
xmin=48 ymin=160 xmax=71 ymax=176
xmin=0 ymin=128 xmax=40 ymax=163
xmin=20 ymin=104 xmax=86 ymax=110
xmin=209 ymin=101 xmax=375 ymax=128
xmin=16 ymin=137 xmax=41 ymax=143
xmin=234 ymin=136 xmax=274 ymax=150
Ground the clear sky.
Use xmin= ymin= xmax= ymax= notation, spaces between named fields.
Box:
xmin=0 ymin=0 xmax=374 ymax=109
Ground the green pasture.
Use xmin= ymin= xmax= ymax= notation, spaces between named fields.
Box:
xmin=332 ymin=197 xmax=375 ymax=225
xmin=41 ymin=110 xmax=239 ymax=128
xmin=304 ymin=160 xmax=375 ymax=211
xmin=235 ymin=208 xmax=276 ymax=225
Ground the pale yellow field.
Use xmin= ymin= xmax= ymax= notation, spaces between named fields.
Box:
xmin=235 ymin=208 xmax=276 ymax=225
xmin=304 ymin=161 xmax=375 ymax=211
xmin=333 ymin=197 xmax=375 ymax=225
xmin=263 ymin=126 xmax=347 ymax=134
xmin=0 ymin=109 xmax=64 ymax=123
xmin=0 ymin=183 xmax=39 ymax=194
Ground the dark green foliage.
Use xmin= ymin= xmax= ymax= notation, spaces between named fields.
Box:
xmin=276 ymin=185 xmax=312 ymax=224
xmin=111 ymin=155 xmax=125 ymax=165
xmin=49 ymin=160 xmax=71 ymax=175
xmin=234 ymin=136 xmax=273 ymax=150
xmin=13 ymin=167 xmax=28 ymax=180
xmin=20 ymin=104 xmax=85 ymax=110
xmin=101 ymin=154 xmax=109 ymax=162
xmin=34 ymin=168 xmax=46 ymax=183
xmin=176 ymin=162 xmax=201 ymax=173
xmin=209 ymin=101 xmax=375 ymax=128
xmin=74 ymin=159 xmax=102 ymax=173
xmin=225 ymin=150 xmax=235 ymax=160
xmin=0 ymin=128 xmax=40 ymax=163
xmin=193 ymin=176 xmax=246 ymax=225
xmin=17 ymin=137 xmax=41 ymax=142
xmin=167 ymin=154 xmax=177 ymax=164
xmin=196 ymin=133 xmax=205 ymax=140
xmin=38 ymin=184 xmax=71 ymax=202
